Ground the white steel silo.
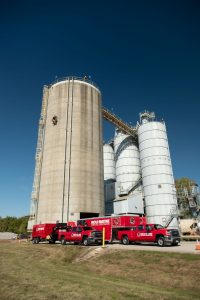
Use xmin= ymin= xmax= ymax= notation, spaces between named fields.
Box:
xmin=103 ymin=143 xmax=116 ymax=215
xmin=114 ymin=129 xmax=141 ymax=196
xmin=138 ymin=112 xmax=179 ymax=229
xmin=28 ymin=76 xmax=104 ymax=226
xmin=103 ymin=144 xmax=115 ymax=181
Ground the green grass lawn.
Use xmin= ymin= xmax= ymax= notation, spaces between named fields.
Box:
xmin=0 ymin=241 xmax=199 ymax=300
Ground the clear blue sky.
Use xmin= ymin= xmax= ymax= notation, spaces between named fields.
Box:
xmin=0 ymin=0 xmax=199 ymax=217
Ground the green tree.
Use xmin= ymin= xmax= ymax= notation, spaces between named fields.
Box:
xmin=0 ymin=216 xmax=29 ymax=233
xmin=175 ymin=177 xmax=197 ymax=194
xmin=175 ymin=177 xmax=198 ymax=218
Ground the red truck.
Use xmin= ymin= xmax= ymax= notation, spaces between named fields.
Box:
xmin=58 ymin=225 xmax=102 ymax=246
xmin=78 ymin=215 xmax=147 ymax=242
xmin=31 ymin=223 xmax=102 ymax=246
xmin=32 ymin=223 xmax=57 ymax=244
xmin=78 ymin=215 xmax=180 ymax=247
xmin=117 ymin=224 xmax=180 ymax=246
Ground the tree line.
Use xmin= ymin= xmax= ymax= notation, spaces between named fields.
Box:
xmin=0 ymin=216 xmax=28 ymax=234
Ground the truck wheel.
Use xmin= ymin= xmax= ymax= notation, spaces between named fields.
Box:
xmin=122 ymin=236 xmax=129 ymax=245
xmin=61 ymin=238 xmax=66 ymax=245
xmin=83 ymin=237 xmax=89 ymax=246
xmin=172 ymin=241 xmax=179 ymax=246
xmin=32 ymin=238 xmax=36 ymax=244
xmin=35 ymin=238 xmax=40 ymax=244
xmin=157 ymin=236 xmax=165 ymax=247
xmin=49 ymin=240 xmax=56 ymax=244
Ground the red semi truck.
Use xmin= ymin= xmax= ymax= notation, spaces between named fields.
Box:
xmin=78 ymin=215 xmax=180 ymax=247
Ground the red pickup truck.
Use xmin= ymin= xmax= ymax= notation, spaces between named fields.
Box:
xmin=58 ymin=226 xmax=102 ymax=246
xmin=118 ymin=224 xmax=180 ymax=246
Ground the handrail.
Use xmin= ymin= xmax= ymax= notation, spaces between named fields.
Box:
xmin=102 ymin=107 xmax=137 ymax=137
xmin=49 ymin=76 xmax=100 ymax=90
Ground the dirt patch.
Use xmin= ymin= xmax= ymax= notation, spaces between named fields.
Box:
xmin=74 ymin=246 xmax=108 ymax=262
xmin=0 ymin=239 xmax=17 ymax=244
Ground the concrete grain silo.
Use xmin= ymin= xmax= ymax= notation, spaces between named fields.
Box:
xmin=28 ymin=77 xmax=104 ymax=228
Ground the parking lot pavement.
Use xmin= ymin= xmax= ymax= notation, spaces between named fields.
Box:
xmin=106 ymin=241 xmax=200 ymax=254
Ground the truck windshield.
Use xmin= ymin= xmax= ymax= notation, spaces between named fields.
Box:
xmin=82 ymin=227 xmax=93 ymax=231
xmin=154 ymin=224 xmax=164 ymax=229
xmin=146 ymin=225 xmax=153 ymax=231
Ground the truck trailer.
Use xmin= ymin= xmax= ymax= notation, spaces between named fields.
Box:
xmin=78 ymin=215 xmax=180 ymax=246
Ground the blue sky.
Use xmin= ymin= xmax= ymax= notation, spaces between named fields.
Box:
xmin=0 ymin=0 xmax=199 ymax=217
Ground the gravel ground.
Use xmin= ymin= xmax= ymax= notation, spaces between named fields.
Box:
xmin=1 ymin=238 xmax=199 ymax=254
xmin=0 ymin=232 xmax=17 ymax=240
xmin=106 ymin=241 xmax=200 ymax=254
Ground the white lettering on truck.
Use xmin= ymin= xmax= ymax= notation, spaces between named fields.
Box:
xmin=91 ymin=219 xmax=110 ymax=226
xmin=137 ymin=233 xmax=153 ymax=237
xmin=36 ymin=227 xmax=45 ymax=231
xmin=72 ymin=234 xmax=81 ymax=237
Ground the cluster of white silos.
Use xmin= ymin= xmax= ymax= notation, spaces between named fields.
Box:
xmin=103 ymin=131 xmax=143 ymax=217
xmin=104 ymin=111 xmax=179 ymax=230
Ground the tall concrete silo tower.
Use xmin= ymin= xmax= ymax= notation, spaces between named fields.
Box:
xmin=138 ymin=111 xmax=179 ymax=229
xmin=28 ymin=76 xmax=104 ymax=228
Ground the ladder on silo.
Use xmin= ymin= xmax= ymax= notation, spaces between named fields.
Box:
xmin=164 ymin=214 xmax=178 ymax=228
xmin=29 ymin=87 xmax=48 ymax=222
xmin=102 ymin=107 xmax=137 ymax=138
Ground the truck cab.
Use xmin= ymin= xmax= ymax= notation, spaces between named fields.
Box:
xmin=118 ymin=224 xmax=180 ymax=247
xmin=58 ymin=226 xmax=102 ymax=246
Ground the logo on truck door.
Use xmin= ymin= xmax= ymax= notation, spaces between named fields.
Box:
xmin=137 ymin=233 xmax=153 ymax=237
xmin=113 ymin=218 xmax=120 ymax=226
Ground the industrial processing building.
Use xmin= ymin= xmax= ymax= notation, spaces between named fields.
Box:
xmin=28 ymin=76 xmax=179 ymax=230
